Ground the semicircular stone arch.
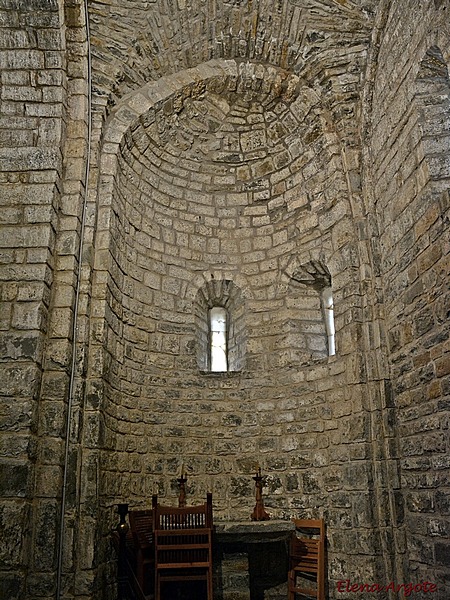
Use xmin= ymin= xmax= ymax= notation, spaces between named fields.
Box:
xmin=88 ymin=0 xmax=377 ymax=119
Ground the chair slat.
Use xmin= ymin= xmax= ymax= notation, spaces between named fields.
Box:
xmin=288 ymin=518 xmax=325 ymax=600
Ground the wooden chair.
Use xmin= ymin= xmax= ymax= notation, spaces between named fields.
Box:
xmin=152 ymin=493 xmax=213 ymax=600
xmin=288 ymin=519 xmax=325 ymax=600
xmin=129 ymin=509 xmax=154 ymax=596
xmin=111 ymin=524 xmax=147 ymax=600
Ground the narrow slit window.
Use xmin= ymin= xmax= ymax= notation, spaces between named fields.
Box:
xmin=210 ymin=307 xmax=228 ymax=371
xmin=322 ymin=287 xmax=335 ymax=356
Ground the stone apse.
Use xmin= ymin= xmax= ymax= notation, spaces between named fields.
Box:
xmin=0 ymin=1 xmax=448 ymax=599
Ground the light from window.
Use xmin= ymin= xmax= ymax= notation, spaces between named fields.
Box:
xmin=322 ymin=287 xmax=335 ymax=356
xmin=210 ymin=307 xmax=228 ymax=371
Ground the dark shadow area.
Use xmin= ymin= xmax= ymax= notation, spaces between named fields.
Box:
xmin=248 ymin=541 xmax=289 ymax=600
xmin=158 ymin=580 xmax=207 ymax=599
xmin=213 ymin=539 xmax=289 ymax=600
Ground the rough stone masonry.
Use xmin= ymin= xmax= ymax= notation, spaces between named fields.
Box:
xmin=0 ymin=1 xmax=449 ymax=599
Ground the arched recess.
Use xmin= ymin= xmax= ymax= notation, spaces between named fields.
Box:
xmin=90 ymin=58 xmax=367 ymax=383
xmin=89 ymin=57 xmax=330 ymax=404
xmin=83 ymin=54 xmax=390 ymax=600
xmin=90 ymin=58 xmax=368 ymax=472
xmin=193 ymin=279 xmax=247 ymax=372
xmin=287 ymin=260 xmax=335 ymax=364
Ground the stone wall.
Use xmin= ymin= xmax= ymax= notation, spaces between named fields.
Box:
xmin=367 ymin=0 xmax=450 ymax=594
xmin=0 ymin=1 xmax=448 ymax=600
xmin=0 ymin=0 xmax=65 ymax=597
xmin=90 ymin=52 xmax=392 ymax=596
xmin=0 ymin=0 xmax=90 ymax=598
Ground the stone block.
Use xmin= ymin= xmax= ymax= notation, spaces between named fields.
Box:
xmin=0 ymin=573 xmax=25 ymax=600
xmin=44 ymin=337 xmax=72 ymax=369
xmin=38 ymin=400 xmax=65 ymax=439
xmin=33 ymin=500 xmax=59 ymax=568
xmin=0 ymin=500 xmax=29 ymax=568
xmin=73 ymin=569 xmax=97 ymax=595
xmin=435 ymin=490 xmax=450 ymax=515
xmin=0 ymin=363 xmax=40 ymax=397
xmin=435 ymin=541 xmax=450 ymax=567
xmin=0 ymin=461 xmax=31 ymax=497
xmin=34 ymin=464 xmax=61 ymax=497
xmin=0 ymin=434 xmax=30 ymax=459
xmin=0 ymin=224 xmax=52 ymax=249
xmin=3 ymin=144 xmax=58 ymax=172
xmin=26 ymin=572 xmax=57 ymax=597
xmin=12 ymin=301 xmax=46 ymax=330
xmin=40 ymin=437 xmax=64 ymax=465
xmin=48 ymin=307 xmax=73 ymax=338
xmin=0 ymin=331 xmax=42 ymax=360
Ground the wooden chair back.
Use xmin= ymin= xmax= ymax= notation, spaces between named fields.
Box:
xmin=129 ymin=509 xmax=153 ymax=550
xmin=152 ymin=493 xmax=213 ymax=600
xmin=128 ymin=509 xmax=154 ymax=596
xmin=288 ymin=518 xmax=325 ymax=600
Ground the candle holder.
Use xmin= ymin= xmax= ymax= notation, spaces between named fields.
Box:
xmin=177 ymin=472 xmax=188 ymax=508
xmin=116 ymin=504 xmax=129 ymax=599
xmin=117 ymin=503 xmax=129 ymax=530
xmin=251 ymin=467 xmax=270 ymax=521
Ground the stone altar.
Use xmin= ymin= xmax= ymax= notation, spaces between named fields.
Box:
xmin=213 ymin=520 xmax=295 ymax=600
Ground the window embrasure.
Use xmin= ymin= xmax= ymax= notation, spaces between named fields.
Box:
xmin=322 ymin=285 xmax=335 ymax=356
xmin=194 ymin=279 xmax=246 ymax=373
xmin=288 ymin=260 xmax=336 ymax=361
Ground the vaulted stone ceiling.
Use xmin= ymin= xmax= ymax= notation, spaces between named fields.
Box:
xmin=89 ymin=0 xmax=381 ymax=117
xmin=92 ymin=0 xmax=382 ymax=299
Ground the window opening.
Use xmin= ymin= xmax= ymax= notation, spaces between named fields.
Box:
xmin=194 ymin=279 xmax=246 ymax=373
xmin=322 ymin=287 xmax=335 ymax=356
xmin=209 ymin=307 xmax=228 ymax=371
xmin=289 ymin=261 xmax=335 ymax=362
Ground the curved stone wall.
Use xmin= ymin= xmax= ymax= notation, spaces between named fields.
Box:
xmin=2 ymin=1 xmax=448 ymax=599
xmin=88 ymin=60 xmax=390 ymax=595
xmin=368 ymin=0 xmax=450 ymax=589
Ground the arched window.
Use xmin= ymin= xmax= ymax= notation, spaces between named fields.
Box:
xmin=285 ymin=260 xmax=336 ymax=363
xmin=194 ymin=280 xmax=246 ymax=372
xmin=322 ymin=286 xmax=335 ymax=356
xmin=209 ymin=307 xmax=228 ymax=371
